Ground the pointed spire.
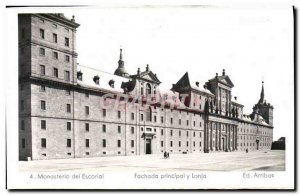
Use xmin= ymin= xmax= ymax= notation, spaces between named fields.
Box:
xmin=259 ymin=81 xmax=264 ymax=104
xmin=119 ymin=48 xmax=123 ymax=61
xmin=118 ymin=48 xmax=124 ymax=68
xmin=114 ymin=48 xmax=129 ymax=77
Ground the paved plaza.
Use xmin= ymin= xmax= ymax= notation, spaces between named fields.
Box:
xmin=19 ymin=150 xmax=285 ymax=172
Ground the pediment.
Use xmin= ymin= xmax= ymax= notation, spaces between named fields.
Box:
xmin=140 ymin=71 xmax=161 ymax=83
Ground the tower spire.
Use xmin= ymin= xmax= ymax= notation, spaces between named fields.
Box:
xmin=119 ymin=48 xmax=123 ymax=61
xmin=114 ymin=48 xmax=129 ymax=77
xmin=118 ymin=48 xmax=124 ymax=68
xmin=259 ymin=81 xmax=264 ymax=104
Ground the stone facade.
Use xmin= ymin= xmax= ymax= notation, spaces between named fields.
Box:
xmin=18 ymin=14 xmax=274 ymax=160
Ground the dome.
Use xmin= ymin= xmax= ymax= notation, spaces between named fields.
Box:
xmin=114 ymin=67 xmax=129 ymax=77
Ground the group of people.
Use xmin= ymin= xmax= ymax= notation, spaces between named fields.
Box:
xmin=163 ymin=151 xmax=170 ymax=159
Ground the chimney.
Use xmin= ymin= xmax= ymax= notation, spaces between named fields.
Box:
xmin=137 ymin=68 xmax=141 ymax=76
xmin=215 ymin=73 xmax=218 ymax=78
xmin=203 ymin=84 xmax=207 ymax=89
xmin=146 ymin=64 xmax=149 ymax=72
xmin=222 ymin=69 xmax=225 ymax=76
xmin=195 ymin=81 xmax=199 ymax=87
xmin=234 ymin=96 xmax=237 ymax=101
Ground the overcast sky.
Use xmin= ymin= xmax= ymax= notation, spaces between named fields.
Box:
xmin=63 ymin=6 xmax=294 ymax=140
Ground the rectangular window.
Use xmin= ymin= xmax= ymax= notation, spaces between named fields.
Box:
xmin=21 ymin=120 xmax=25 ymax=130
xmin=40 ymin=29 xmax=45 ymax=39
xmin=67 ymin=122 xmax=71 ymax=131
xmin=179 ymin=130 xmax=181 ymax=136
xmin=102 ymin=124 xmax=106 ymax=133
xmin=102 ymin=109 xmax=106 ymax=117
xmin=187 ymin=141 xmax=189 ymax=147
xmin=194 ymin=121 xmax=195 ymax=127
xmin=186 ymin=120 xmax=189 ymax=126
xmin=170 ymin=141 xmax=173 ymax=147
xmin=40 ymin=65 xmax=45 ymax=75
xmin=67 ymin=139 xmax=71 ymax=147
xmin=131 ymin=127 xmax=134 ymax=134
xmin=131 ymin=140 xmax=134 ymax=147
xmin=131 ymin=113 xmax=134 ymax=120
xmin=118 ymin=126 xmax=121 ymax=133
xmin=22 ymin=139 xmax=25 ymax=148
xmin=21 ymin=28 xmax=25 ymax=39
xmin=66 ymin=104 xmax=71 ymax=113
xmin=200 ymin=132 xmax=202 ymax=137
xmin=170 ymin=118 xmax=173 ymax=124
xmin=118 ymin=140 xmax=121 ymax=147
xmin=64 ymin=71 xmax=70 ymax=81
xmin=39 ymin=48 xmax=45 ymax=56
xmin=179 ymin=141 xmax=181 ymax=147
xmin=40 ymin=85 xmax=46 ymax=92
xmin=161 ymin=116 xmax=164 ymax=123
xmin=53 ymin=33 xmax=57 ymax=43
xmin=200 ymin=122 xmax=202 ymax=127
xmin=161 ymin=141 xmax=163 ymax=147
xmin=53 ymin=68 xmax=58 ymax=78
xmin=170 ymin=130 xmax=173 ymax=136
xmin=41 ymin=100 xmax=46 ymax=110
xmin=65 ymin=55 xmax=70 ymax=62
xmin=65 ymin=37 xmax=69 ymax=47
xmin=187 ymin=131 xmax=189 ymax=137
xmin=141 ymin=114 xmax=143 ymax=121
xmin=200 ymin=142 xmax=202 ymax=147
xmin=41 ymin=138 xmax=46 ymax=148
xmin=118 ymin=111 xmax=121 ymax=118
xmin=20 ymin=100 xmax=24 ymax=111
xmin=154 ymin=116 xmax=157 ymax=122
xmin=85 ymin=139 xmax=89 ymax=148
xmin=179 ymin=119 xmax=181 ymax=125
xmin=193 ymin=132 xmax=195 ymax=137
xmin=65 ymin=89 xmax=71 ymax=95
xmin=85 ymin=106 xmax=89 ymax=115
xmin=161 ymin=129 xmax=164 ymax=136
xmin=41 ymin=120 xmax=46 ymax=130
xmin=85 ymin=123 xmax=89 ymax=132
xmin=102 ymin=139 xmax=106 ymax=147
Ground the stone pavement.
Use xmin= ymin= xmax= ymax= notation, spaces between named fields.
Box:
xmin=19 ymin=150 xmax=285 ymax=172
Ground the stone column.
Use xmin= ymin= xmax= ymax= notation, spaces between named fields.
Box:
xmin=215 ymin=122 xmax=218 ymax=151
xmin=228 ymin=124 xmax=231 ymax=151
xmin=235 ymin=126 xmax=238 ymax=150
xmin=232 ymin=126 xmax=235 ymax=151
xmin=219 ymin=123 xmax=222 ymax=150
xmin=210 ymin=122 xmax=213 ymax=150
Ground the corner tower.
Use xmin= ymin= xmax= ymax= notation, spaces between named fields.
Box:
xmin=252 ymin=81 xmax=274 ymax=126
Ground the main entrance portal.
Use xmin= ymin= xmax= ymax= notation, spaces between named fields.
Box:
xmin=146 ymin=139 xmax=152 ymax=154
xmin=256 ymin=140 xmax=259 ymax=150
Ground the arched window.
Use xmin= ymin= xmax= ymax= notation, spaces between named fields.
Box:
xmin=146 ymin=106 xmax=152 ymax=121
xmin=146 ymin=83 xmax=151 ymax=96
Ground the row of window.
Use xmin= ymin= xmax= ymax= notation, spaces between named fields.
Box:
xmin=39 ymin=48 xmax=70 ymax=62
xmin=240 ymin=142 xmax=271 ymax=147
xmin=160 ymin=141 xmax=202 ymax=148
xmin=161 ymin=129 xmax=202 ymax=138
xmin=21 ymin=138 xmax=135 ymax=149
xmin=38 ymin=28 xmax=70 ymax=47
xmin=39 ymin=65 xmax=70 ymax=81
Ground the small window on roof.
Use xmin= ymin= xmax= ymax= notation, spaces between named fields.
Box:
xmin=109 ymin=79 xmax=115 ymax=88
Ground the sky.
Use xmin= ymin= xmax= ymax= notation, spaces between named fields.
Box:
xmin=63 ymin=6 xmax=294 ymax=140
